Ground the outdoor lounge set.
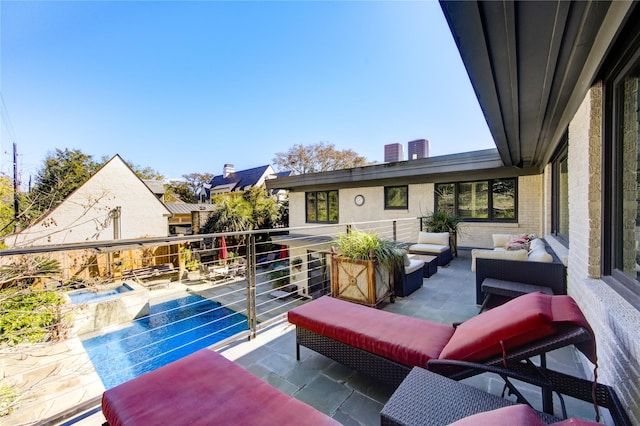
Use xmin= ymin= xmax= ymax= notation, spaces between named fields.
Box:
xmin=101 ymin=292 xmax=630 ymax=425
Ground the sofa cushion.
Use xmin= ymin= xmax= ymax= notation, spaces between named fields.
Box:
xmin=529 ymin=238 xmax=545 ymax=251
xmin=471 ymin=248 xmax=528 ymax=272
xmin=491 ymin=234 xmax=512 ymax=248
xmin=417 ymin=231 xmax=450 ymax=246
xmin=528 ymin=247 xmax=553 ymax=263
xmin=438 ymin=292 xmax=557 ymax=362
xmin=288 ymin=296 xmax=454 ymax=367
xmin=409 ymin=243 xmax=449 ymax=254
xmin=405 ymin=259 xmax=425 ymax=274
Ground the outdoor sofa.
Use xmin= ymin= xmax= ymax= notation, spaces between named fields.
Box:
xmin=101 ymin=348 xmax=339 ymax=426
xmin=394 ymin=255 xmax=425 ymax=297
xmin=473 ymin=234 xmax=566 ymax=305
xmin=408 ymin=231 xmax=453 ymax=266
xmin=288 ymin=294 xmax=629 ymax=424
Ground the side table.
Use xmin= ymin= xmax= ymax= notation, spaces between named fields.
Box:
xmin=407 ymin=254 xmax=438 ymax=278
xmin=380 ymin=367 xmax=558 ymax=425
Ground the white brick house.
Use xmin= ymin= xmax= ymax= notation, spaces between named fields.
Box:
xmin=4 ymin=155 xmax=171 ymax=247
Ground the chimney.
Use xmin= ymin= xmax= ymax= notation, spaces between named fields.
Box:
xmin=223 ymin=164 xmax=235 ymax=178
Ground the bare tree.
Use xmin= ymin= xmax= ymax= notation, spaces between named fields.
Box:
xmin=273 ymin=142 xmax=367 ymax=175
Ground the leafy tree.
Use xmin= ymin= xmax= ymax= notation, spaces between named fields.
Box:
xmin=165 ymin=173 xmax=214 ymax=203
xmin=165 ymin=180 xmax=196 ymax=203
xmin=273 ymin=142 xmax=367 ymax=175
xmin=205 ymin=194 xmax=252 ymax=232
xmin=30 ymin=149 xmax=99 ymax=217
xmin=183 ymin=173 xmax=214 ymax=200
xmin=0 ymin=175 xmax=16 ymax=237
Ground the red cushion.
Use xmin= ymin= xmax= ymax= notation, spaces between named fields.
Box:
xmin=288 ymin=296 xmax=454 ymax=367
xmin=447 ymin=405 xmax=546 ymax=426
xmin=439 ymin=292 xmax=557 ymax=362
xmin=447 ymin=405 xmax=602 ymax=426
xmin=102 ymin=349 xmax=339 ymax=426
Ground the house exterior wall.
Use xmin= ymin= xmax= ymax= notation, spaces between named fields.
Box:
xmin=289 ymin=175 xmax=544 ymax=248
xmin=4 ymin=157 xmax=169 ymax=247
xmin=563 ymin=84 xmax=640 ymax=420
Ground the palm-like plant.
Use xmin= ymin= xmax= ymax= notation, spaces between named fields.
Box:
xmin=333 ymin=229 xmax=407 ymax=270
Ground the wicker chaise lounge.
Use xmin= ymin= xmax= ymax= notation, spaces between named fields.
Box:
xmin=288 ymin=294 xmax=630 ymax=424
xmin=101 ymin=349 xmax=339 ymax=426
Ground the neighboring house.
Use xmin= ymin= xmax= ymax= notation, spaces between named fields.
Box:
xmin=201 ymin=164 xmax=287 ymax=201
xmin=3 ymin=155 xmax=171 ymax=247
xmin=165 ymin=203 xmax=216 ymax=235
xmin=267 ymin=1 xmax=640 ymax=419
xmin=143 ymin=180 xmax=166 ymax=202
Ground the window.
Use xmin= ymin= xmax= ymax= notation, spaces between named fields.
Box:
xmin=435 ymin=178 xmax=517 ymax=221
xmin=602 ymin=6 xmax=640 ymax=303
xmin=384 ymin=186 xmax=408 ymax=209
xmin=551 ymin=140 xmax=569 ymax=245
xmin=305 ymin=190 xmax=338 ymax=223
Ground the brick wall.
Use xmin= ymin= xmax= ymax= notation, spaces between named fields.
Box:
xmin=566 ymin=83 xmax=640 ymax=422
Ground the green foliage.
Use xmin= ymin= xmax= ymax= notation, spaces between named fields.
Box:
xmin=333 ymin=229 xmax=407 ymax=270
xmin=273 ymin=142 xmax=368 ymax=174
xmin=166 ymin=180 xmax=197 ymax=203
xmin=0 ymin=175 xmax=16 ymax=237
xmin=30 ymin=149 xmax=99 ymax=217
xmin=422 ymin=210 xmax=462 ymax=233
xmin=179 ymin=247 xmax=200 ymax=271
xmin=0 ymin=288 xmax=66 ymax=345
xmin=267 ymin=263 xmax=290 ymax=289
xmin=0 ymin=257 xmax=61 ymax=289
xmin=0 ymin=384 xmax=17 ymax=416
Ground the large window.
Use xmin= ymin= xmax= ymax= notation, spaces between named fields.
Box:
xmin=603 ymin=8 xmax=640 ymax=302
xmin=435 ymin=178 xmax=517 ymax=221
xmin=384 ymin=186 xmax=408 ymax=209
xmin=305 ymin=190 xmax=338 ymax=223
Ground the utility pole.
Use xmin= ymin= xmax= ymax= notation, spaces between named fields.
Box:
xmin=13 ymin=142 xmax=20 ymax=232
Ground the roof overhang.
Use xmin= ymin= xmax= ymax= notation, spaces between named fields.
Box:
xmin=439 ymin=1 xmax=634 ymax=169
xmin=265 ymin=149 xmax=538 ymax=191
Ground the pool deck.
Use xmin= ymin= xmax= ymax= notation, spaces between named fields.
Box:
xmin=61 ymin=249 xmax=601 ymax=425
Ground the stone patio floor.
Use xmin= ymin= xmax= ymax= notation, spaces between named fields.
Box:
xmin=62 ymin=249 xmax=602 ymax=425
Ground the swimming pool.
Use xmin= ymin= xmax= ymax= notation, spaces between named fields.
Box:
xmin=69 ymin=283 xmax=133 ymax=304
xmin=81 ymin=294 xmax=247 ymax=389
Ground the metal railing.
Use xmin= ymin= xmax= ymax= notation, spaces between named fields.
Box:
xmin=0 ymin=217 xmax=420 ymax=424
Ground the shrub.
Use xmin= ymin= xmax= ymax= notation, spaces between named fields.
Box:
xmin=0 ymin=288 xmax=67 ymax=346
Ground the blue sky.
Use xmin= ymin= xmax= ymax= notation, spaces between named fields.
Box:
xmin=1 ymin=1 xmax=493 ymax=183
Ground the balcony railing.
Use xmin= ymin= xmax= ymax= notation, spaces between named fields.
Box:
xmin=0 ymin=217 xmax=420 ymax=424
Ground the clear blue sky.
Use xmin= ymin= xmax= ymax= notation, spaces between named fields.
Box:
xmin=1 ymin=0 xmax=494 ymax=183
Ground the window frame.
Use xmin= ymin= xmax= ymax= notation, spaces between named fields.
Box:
xmin=435 ymin=178 xmax=518 ymax=222
xmin=551 ymin=138 xmax=569 ymax=247
xmin=601 ymin=5 xmax=640 ymax=308
xmin=384 ymin=185 xmax=409 ymax=210
xmin=305 ymin=190 xmax=339 ymax=224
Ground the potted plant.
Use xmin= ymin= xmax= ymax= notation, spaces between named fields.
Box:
xmin=422 ymin=211 xmax=462 ymax=257
xmin=331 ymin=229 xmax=407 ymax=307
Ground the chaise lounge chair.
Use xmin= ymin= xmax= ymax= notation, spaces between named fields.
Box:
xmin=101 ymin=349 xmax=339 ymax=426
xmin=288 ymin=293 xmax=629 ymax=424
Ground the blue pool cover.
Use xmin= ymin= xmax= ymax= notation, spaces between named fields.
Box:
xmin=82 ymin=294 xmax=248 ymax=389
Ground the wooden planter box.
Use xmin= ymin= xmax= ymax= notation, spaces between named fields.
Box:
xmin=330 ymin=254 xmax=394 ymax=307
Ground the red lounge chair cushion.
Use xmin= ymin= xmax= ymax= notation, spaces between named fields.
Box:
xmin=439 ymin=292 xmax=557 ymax=362
xmin=447 ymin=405 xmax=601 ymax=426
xmin=102 ymin=349 xmax=339 ymax=426
xmin=439 ymin=292 xmax=596 ymax=363
xmin=288 ymin=296 xmax=454 ymax=367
